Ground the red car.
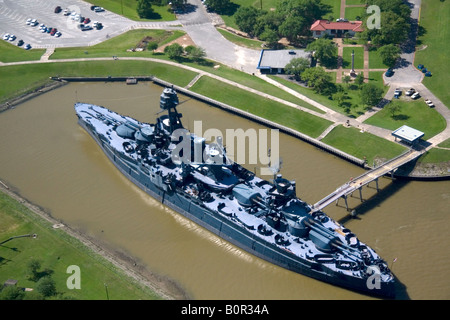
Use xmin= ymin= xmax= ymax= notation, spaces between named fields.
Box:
xmin=83 ymin=18 xmax=91 ymax=24
xmin=50 ymin=28 xmax=57 ymax=36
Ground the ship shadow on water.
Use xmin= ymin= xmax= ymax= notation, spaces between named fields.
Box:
xmin=335 ymin=178 xmax=411 ymax=300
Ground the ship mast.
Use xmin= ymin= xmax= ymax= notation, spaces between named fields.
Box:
xmin=159 ymin=86 xmax=183 ymax=133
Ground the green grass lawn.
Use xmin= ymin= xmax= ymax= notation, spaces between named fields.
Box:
xmin=0 ymin=61 xmax=198 ymax=104
xmin=368 ymin=47 xmax=389 ymax=69
xmin=321 ymin=125 xmax=407 ymax=165
xmin=321 ymin=0 xmax=341 ymax=20
xmin=342 ymin=46 xmax=364 ymax=69
xmin=344 ymin=6 xmax=365 ymax=21
xmin=190 ymin=76 xmax=333 ymax=138
xmin=51 ymin=29 xmax=185 ymax=60
xmin=414 ymin=0 xmax=450 ymax=108
xmin=0 ymin=191 xmax=161 ymax=300
xmin=363 ymin=99 xmax=447 ymax=140
xmin=83 ymin=0 xmax=176 ymax=21
xmin=0 ymin=41 xmax=45 ymax=63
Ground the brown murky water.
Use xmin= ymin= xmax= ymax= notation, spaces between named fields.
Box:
xmin=0 ymin=82 xmax=449 ymax=299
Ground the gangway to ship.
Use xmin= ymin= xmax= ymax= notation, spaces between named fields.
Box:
xmin=312 ymin=149 xmax=423 ymax=212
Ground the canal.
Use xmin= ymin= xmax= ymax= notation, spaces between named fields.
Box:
xmin=0 ymin=82 xmax=448 ymax=299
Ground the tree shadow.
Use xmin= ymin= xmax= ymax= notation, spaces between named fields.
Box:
xmin=392 ymin=114 xmax=410 ymax=121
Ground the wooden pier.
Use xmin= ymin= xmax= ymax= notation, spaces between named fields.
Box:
xmin=312 ymin=149 xmax=424 ymax=212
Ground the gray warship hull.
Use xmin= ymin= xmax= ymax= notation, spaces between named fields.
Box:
xmin=75 ymin=87 xmax=395 ymax=298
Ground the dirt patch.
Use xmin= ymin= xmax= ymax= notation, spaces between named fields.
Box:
xmin=154 ymin=34 xmax=196 ymax=53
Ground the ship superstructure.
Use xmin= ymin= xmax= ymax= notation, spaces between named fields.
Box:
xmin=75 ymin=86 xmax=395 ymax=298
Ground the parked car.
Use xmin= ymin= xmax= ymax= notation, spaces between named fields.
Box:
xmin=84 ymin=18 xmax=91 ymax=24
xmin=94 ymin=7 xmax=105 ymax=12
xmin=3 ymin=33 xmax=10 ymax=40
xmin=26 ymin=18 xmax=32 ymax=25
xmin=55 ymin=6 xmax=62 ymax=13
xmin=17 ymin=39 xmax=24 ymax=46
xmin=411 ymin=92 xmax=420 ymax=99
xmin=405 ymin=88 xmax=415 ymax=96
xmin=50 ymin=28 xmax=57 ymax=36
xmin=63 ymin=9 xmax=70 ymax=16
xmin=394 ymin=88 xmax=402 ymax=97
xmin=425 ymin=99 xmax=434 ymax=108
xmin=24 ymin=43 xmax=31 ymax=50
xmin=8 ymin=34 xmax=16 ymax=41
xmin=55 ymin=31 xmax=62 ymax=37
xmin=30 ymin=19 xmax=38 ymax=26
xmin=385 ymin=68 xmax=394 ymax=77
xmin=93 ymin=21 xmax=103 ymax=30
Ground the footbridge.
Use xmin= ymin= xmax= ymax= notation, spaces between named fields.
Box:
xmin=312 ymin=149 xmax=423 ymax=212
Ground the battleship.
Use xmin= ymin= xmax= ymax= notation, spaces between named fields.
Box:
xmin=75 ymin=86 xmax=396 ymax=298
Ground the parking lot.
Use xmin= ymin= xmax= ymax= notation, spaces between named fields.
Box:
xmin=0 ymin=0 xmax=135 ymax=49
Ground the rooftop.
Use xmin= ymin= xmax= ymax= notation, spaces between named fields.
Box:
xmin=310 ymin=20 xmax=364 ymax=32
xmin=392 ymin=125 xmax=425 ymax=143
xmin=257 ymin=49 xmax=311 ymax=70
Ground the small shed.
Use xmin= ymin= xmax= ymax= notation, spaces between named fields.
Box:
xmin=392 ymin=125 xmax=424 ymax=145
xmin=3 ymin=279 xmax=18 ymax=287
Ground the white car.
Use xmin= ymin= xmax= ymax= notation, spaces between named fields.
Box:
xmin=411 ymin=92 xmax=420 ymax=99
xmin=94 ymin=7 xmax=105 ymax=12
xmin=24 ymin=43 xmax=31 ymax=50
xmin=26 ymin=18 xmax=32 ymax=25
xmin=3 ymin=33 xmax=10 ymax=40
xmin=425 ymin=99 xmax=434 ymax=107
xmin=405 ymin=88 xmax=415 ymax=96
xmin=8 ymin=34 xmax=16 ymax=41
xmin=55 ymin=31 xmax=62 ymax=37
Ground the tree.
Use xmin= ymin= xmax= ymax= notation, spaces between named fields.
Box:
xmin=278 ymin=15 xmax=306 ymax=44
xmin=285 ymin=57 xmax=311 ymax=80
xmin=385 ymin=101 xmax=402 ymax=118
xmin=185 ymin=45 xmax=206 ymax=62
xmin=204 ymin=0 xmax=231 ymax=14
xmin=0 ymin=286 xmax=24 ymax=300
xmin=259 ymin=27 xmax=279 ymax=49
xmin=164 ymin=43 xmax=184 ymax=60
xmin=301 ymin=67 xmax=333 ymax=94
xmin=378 ymin=44 xmax=401 ymax=68
xmin=360 ymin=83 xmax=384 ymax=108
xmin=136 ymin=0 xmax=154 ymax=19
xmin=27 ymin=258 xmax=41 ymax=281
xmin=354 ymin=73 xmax=365 ymax=86
xmin=147 ymin=41 xmax=158 ymax=52
xmin=306 ymin=38 xmax=338 ymax=68
xmin=36 ymin=276 xmax=56 ymax=298
xmin=234 ymin=6 xmax=259 ymax=36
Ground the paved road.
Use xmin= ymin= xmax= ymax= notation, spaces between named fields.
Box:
xmin=176 ymin=0 xmax=261 ymax=74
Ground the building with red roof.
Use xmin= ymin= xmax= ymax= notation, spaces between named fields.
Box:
xmin=310 ymin=19 xmax=363 ymax=38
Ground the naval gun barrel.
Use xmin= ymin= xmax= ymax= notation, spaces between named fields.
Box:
xmin=303 ymin=218 xmax=361 ymax=258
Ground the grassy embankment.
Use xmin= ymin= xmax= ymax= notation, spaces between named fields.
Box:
xmin=0 ymin=191 xmax=161 ymax=300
